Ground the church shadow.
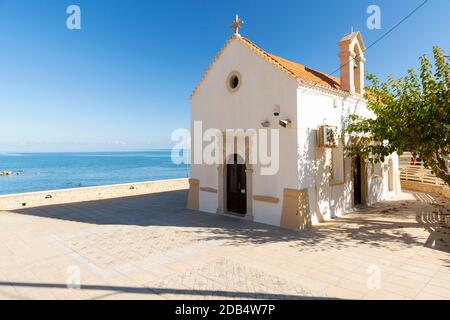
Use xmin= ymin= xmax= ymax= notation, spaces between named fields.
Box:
xmin=5 ymin=189 xmax=448 ymax=254
xmin=411 ymin=191 xmax=450 ymax=252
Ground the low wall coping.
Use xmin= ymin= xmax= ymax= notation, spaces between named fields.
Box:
xmin=0 ymin=178 xmax=188 ymax=199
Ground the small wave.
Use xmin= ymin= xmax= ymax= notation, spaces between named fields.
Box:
xmin=0 ymin=153 xmax=23 ymax=156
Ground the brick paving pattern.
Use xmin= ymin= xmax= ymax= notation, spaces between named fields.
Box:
xmin=0 ymin=189 xmax=449 ymax=300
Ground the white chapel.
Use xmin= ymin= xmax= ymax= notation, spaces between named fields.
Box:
xmin=188 ymin=16 xmax=401 ymax=229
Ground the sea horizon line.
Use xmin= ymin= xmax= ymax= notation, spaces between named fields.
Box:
xmin=0 ymin=149 xmax=188 ymax=154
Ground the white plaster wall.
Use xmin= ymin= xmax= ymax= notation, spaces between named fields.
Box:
xmin=297 ymin=86 xmax=399 ymax=223
xmin=391 ymin=152 xmax=401 ymax=197
xmin=253 ymin=201 xmax=282 ymax=226
xmin=191 ymin=37 xmax=299 ymax=225
xmin=366 ymin=152 xmax=401 ymax=204
xmin=296 ymin=89 xmax=359 ymax=223
xmin=367 ymin=174 xmax=384 ymax=205
xmin=199 ymin=191 xmax=218 ymax=213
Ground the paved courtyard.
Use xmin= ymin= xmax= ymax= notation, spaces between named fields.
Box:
xmin=0 ymin=189 xmax=449 ymax=300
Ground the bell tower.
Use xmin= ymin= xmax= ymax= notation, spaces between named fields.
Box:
xmin=338 ymin=31 xmax=366 ymax=95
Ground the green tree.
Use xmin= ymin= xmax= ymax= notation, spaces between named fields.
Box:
xmin=346 ymin=47 xmax=450 ymax=186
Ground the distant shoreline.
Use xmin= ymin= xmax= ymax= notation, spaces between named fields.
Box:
xmin=0 ymin=149 xmax=180 ymax=154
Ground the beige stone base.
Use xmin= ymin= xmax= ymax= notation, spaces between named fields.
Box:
xmin=280 ymin=188 xmax=311 ymax=230
xmin=187 ymin=178 xmax=199 ymax=210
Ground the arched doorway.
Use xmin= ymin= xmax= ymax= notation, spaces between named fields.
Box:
xmin=227 ymin=154 xmax=247 ymax=214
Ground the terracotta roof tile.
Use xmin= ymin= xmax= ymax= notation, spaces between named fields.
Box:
xmin=267 ymin=54 xmax=341 ymax=91
xmin=191 ymin=35 xmax=347 ymax=98
xmin=239 ymin=37 xmax=342 ymax=92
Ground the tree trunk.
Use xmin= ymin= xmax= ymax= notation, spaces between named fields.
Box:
xmin=428 ymin=152 xmax=450 ymax=187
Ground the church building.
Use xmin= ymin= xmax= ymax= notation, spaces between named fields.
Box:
xmin=187 ymin=16 xmax=401 ymax=229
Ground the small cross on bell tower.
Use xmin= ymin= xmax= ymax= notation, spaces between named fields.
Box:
xmin=230 ymin=14 xmax=244 ymax=35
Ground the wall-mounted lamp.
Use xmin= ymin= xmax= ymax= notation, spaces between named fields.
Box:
xmin=279 ymin=119 xmax=292 ymax=128
xmin=273 ymin=105 xmax=280 ymax=116
xmin=261 ymin=120 xmax=271 ymax=128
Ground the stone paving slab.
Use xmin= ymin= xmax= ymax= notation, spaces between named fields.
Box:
xmin=144 ymin=258 xmax=323 ymax=300
xmin=0 ymin=189 xmax=449 ymax=300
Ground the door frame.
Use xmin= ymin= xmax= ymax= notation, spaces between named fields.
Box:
xmin=226 ymin=154 xmax=247 ymax=215
xmin=217 ymin=133 xmax=253 ymax=220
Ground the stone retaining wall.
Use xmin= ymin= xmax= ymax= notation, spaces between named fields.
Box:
xmin=401 ymin=180 xmax=450 ymax=199
xmin=0 ymin=178 xmax=189 ymax=211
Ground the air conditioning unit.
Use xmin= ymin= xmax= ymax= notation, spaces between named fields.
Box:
xmin=317 ymin=125 xmax=338 ymax=148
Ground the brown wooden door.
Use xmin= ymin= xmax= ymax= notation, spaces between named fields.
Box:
xmin=353 ymin=156 xmax=362 ymax=205
xmin=227 ymin=155 xmax=246 ymax=215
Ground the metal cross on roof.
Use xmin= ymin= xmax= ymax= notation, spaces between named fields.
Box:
xmin=230 ymin=14 xmax=244 ymax=35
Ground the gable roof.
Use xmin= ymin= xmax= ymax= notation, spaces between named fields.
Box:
xmin=190 ymin=35 xmax=347 ymax=99
xmin=339 ymin=31 xmax=366 ymax=51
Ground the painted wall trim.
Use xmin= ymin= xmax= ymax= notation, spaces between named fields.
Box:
xmin=200 ymin=187 xmax=218 ymax=194
xmin=253 ymin=195 xmax=279 ymax=204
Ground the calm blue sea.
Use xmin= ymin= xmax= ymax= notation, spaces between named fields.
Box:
xmin=0 ymin=151 xmax=188 ymax=195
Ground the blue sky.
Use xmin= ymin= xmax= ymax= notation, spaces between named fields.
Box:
xmin=0 ymin=0 xmax=448 ymax=152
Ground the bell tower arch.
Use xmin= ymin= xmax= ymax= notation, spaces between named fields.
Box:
xmin=338 ymin=31 xmax=366 ymax=95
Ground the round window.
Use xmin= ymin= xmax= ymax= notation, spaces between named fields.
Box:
xmin=230 ymin=75 xmax=239 ymax=89
xmin=227 ymin=71 xmax=241 ymax=92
